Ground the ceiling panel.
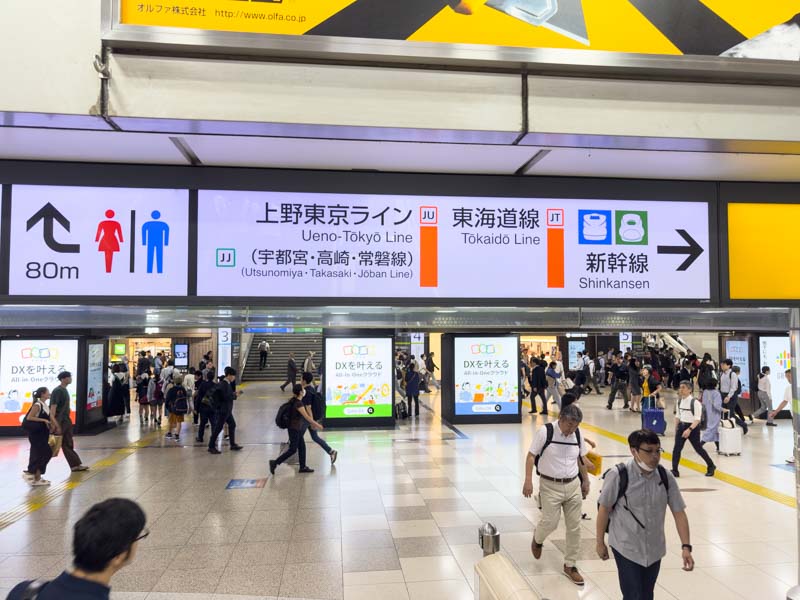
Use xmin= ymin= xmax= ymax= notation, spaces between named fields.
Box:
xmin=0 ymin=304 xmax=787 ymax=332
xmin=2 ymin=125 xmax=800 ymax=182
xmin=0 ymin=128 xmax=188 ymax=165
xmin=184 ymin=135 xmax=537 ymax=174
xmin=526 ymin=147 xmax=800 ymax=181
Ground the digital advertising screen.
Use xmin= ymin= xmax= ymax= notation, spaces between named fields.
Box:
xmin=454 ymin=336 xmax=519 ymax=416
xmin=174 ymin=343 xmax=189 ymax=368
xmin=113 ymin=343 xmax=127 ymax=357
xmin=568 ymin=340 xmax=586 ymax=371
xmin=759 ymin=336 xmax=792 ymax=409
xmin=325 ymin=337 xmax=393 ymax=419
xmin=725 ymin=339 xmax=751 ymax=401
xmin=0 ymin=339 xmax=79 ymax=427
xmin=86 ymin=343 xmax=104 ymax=411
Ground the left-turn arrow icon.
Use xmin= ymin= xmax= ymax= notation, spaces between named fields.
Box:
xmin=26 ymin=203 xmax=81 ymax=253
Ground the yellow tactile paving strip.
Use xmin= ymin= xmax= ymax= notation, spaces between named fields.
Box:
xmin=0 ymin=382 xmax=253 ymax=531
xmin=524 ymin=400 xmax=798 ymax=509
xmin=0 ymin=430 xmax=163 ymax=531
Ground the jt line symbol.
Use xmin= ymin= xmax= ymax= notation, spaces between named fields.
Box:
xmin=657 ymin=229 xmax=703 ymax=271
xmin=26 ymin=203 xmax=80 ymax=253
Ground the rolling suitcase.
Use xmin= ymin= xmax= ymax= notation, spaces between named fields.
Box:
xmin=394 ymin=400 xmax=409 ymax=420
xmin=718 ymin=409 xmax=742 ymax=456
xmin=642 ymin=394 xmax=666 ymax=435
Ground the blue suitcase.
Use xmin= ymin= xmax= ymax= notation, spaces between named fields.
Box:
xmin=642 ymin=395 xmax=666 ymax=435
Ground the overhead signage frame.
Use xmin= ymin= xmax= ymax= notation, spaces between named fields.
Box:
xmin=101 ymin=0 xmax=800 ymax=83
xmin=196 ymin=189 xmax=714 ymax=304
xmin=0 ymin=181 xmax=718 ymax=307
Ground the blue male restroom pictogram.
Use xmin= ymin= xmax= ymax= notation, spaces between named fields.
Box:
xmin=141 ymin=211 xmax=170 ymax=274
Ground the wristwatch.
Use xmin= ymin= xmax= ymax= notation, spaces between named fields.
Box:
xmin=682 ymin=544 xmax=693 ymax=552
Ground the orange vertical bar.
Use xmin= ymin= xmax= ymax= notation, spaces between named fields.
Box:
xmin=547 ymin=228 xmax=565 ymax=288
xmin=420 ymin=226 xmax=438 ymax=287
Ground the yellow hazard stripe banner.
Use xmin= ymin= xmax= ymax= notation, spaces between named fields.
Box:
xmin=120 ymin=0 xmax=800 ymax=59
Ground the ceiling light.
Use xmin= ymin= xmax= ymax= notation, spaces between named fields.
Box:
xmin=436 ymin=310 xmax=458 ymax=313
xmin=614 ymin=310 xmax=640 ymax=314
xmin=144 ymin=327 xmax=160 ymax=334
xmin=331 ymin=312 xmax=350 ymax=315
xmin=700 ymin=310 xmax=726 ymax=314
xmin=175 ymin=319 xmax=189 ymax=322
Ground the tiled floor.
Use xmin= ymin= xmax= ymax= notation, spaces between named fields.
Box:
xmin=0 ymin=382 xmax=797 ymax=599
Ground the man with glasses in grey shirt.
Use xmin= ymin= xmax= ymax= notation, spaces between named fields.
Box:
xmin=596 ymin=429 xmax=694 ymax=600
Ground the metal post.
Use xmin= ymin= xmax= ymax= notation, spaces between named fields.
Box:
xmin=787 ymin=308 xmax=800 ymax=600
xmin=478 ymin=522 xmax=500 ymax=557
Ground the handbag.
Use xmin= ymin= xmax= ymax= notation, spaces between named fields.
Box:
xmin=720 ymin=409 xmax=736 ymax=429
xmin=48 ymin=434 xmax=63 ymax=457
xmin=584 ymin=450 xmax=603 ymax=477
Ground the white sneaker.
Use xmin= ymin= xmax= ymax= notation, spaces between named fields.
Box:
xmin=21 ymin=471 xmax=34 ymax=481
xmin=787 ymin=457 xmax=796 ymax=465
xmin=31 ymin=479 xmax=51 ymax=487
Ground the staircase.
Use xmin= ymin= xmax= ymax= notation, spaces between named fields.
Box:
xmin=242 ymin=333 xmax=324 ymax=382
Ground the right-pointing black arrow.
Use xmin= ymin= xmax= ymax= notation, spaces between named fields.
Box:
xmin=26 ymin=203 xmax=80 ymax=254
xmin=657 ymin=229 xmax=703 ymax=271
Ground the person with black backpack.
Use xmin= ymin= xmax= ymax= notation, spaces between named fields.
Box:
xmin=596 ymin=429 xmax=693 ymax=600
xmin=301 ymin=371 xmax=338 ymax=465
xmin=207 ymin=367 xmax=243 ymax=454
xmin=164 ymin=374 xmax=190 ymax=442
xmin=671 ymin=380 xmax=716 ymax=477
xmin=195 ymin=370 xmax=217 ymax=444
xmin=270 ymin=383 xmax=324 ymax=475
xmin=522 ymin=404 xmax=590 ymax=587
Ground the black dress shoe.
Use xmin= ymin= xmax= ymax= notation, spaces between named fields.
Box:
xmin=231 ymin=444 xmax=243 ymax=451
xmin=705 ymin=466 xmax=716 ymax=477
xmin=299 ymin=467 xmax=315 ymax=473
xmin=269 ymin=460 xmax=277 ymax=474
xmin=208 ymin=448 xmax=221 ymax=455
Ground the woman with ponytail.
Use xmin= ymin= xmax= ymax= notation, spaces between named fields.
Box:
xmin=21 ymin=387 xmax=54 ymax=486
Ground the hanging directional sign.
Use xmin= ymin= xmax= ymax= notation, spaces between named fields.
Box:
xmin=197 ymin=190 xmax=711 ymax=301
xmin=9 ymin=185 xmax=189 ymax=296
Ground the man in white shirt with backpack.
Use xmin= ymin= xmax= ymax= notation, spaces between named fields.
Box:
xmin=671 ymin=380 xmax=716 ymax=478
xmin=522 ymin=404 xmax=590 ymax=586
